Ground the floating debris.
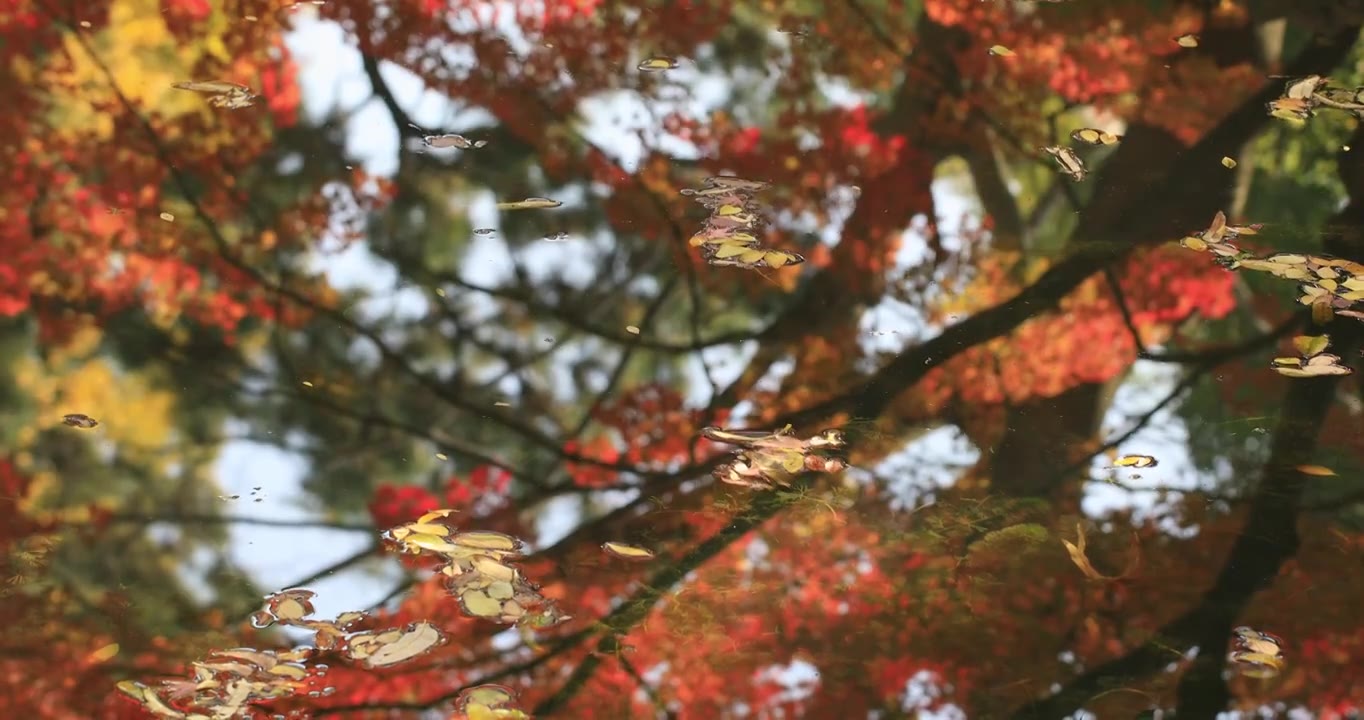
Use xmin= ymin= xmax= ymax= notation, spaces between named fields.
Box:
xmin=602 ymin=542 xmax=655 ymax=561
xmin=474 ymin=228 xmax=496 ymax=235
xmin=625 ymin=325 xmax=641 ymax=335
xmin=637 ymin=56 xmax=679 ymax=72
xmin=496 ymin=197 xmax=562 ymax=210
xmin=1042 ymin=146 xmax=1087 ymax=181
xmin=1295 ymin=464 xmax=1336 ymax=476
xmin=544 ymin=231 xmax=570 ymax=242
xmin=158 ymin=212 xmax=175 ymax=222
xmin=988 ymin=45 xmax=1016 ymax=57
xmin=62 ymin=413 xmax=99 ymax=429
xmin=171 ymin=80 xmax=258 ymax=109
xmin=1221 ymin=156 xmax=1238 ymax=168
xmin=1175 ymin=34 xmax=1199 ymax=48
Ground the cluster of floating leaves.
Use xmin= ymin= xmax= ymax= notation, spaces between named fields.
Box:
xmin=1233 ymin=254 xmax=1364 ymax=324
xmin=117 ymin=583 xmax=531 ymax=720
xmin=1272 ymin=335 xmax=1353 ymax=378
xmin=685 ymin=176 xmax=805 ymax=270
xmin=1178 ymin=211 xmax=1364 ymax=325
xmin=384 ymin=509 xmax=570 ymax=628
xmin=702 ymin=425 xmax=847 ymax=490
xmin=116 ymin=642 xmax=319 ymax=719
xmin=1267 ymin=75 xmax=1364 ymax=123
xmin=1230 ymin=626 xmax=1286 ymax=678
xmin=171 ymin=81 xmax=258 ymax=109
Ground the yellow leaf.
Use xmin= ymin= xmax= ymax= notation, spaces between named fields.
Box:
xmin=1295 ymin=465 xmax=1336 ymax=476
xmin=89 ymin=643 xmax=120 ymax=663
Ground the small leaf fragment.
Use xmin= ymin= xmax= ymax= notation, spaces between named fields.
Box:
xmin=988 ymin=45 xmax=1016 ymax=57
xmin=1295 ymin=464 xmax=1336 ymax=476
xmin=1221 ymin=156 xmax=1237 ymax=168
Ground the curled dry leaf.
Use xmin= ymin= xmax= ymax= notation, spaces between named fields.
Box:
xmin=1060 ymin=523 xmax=1140 ymax=581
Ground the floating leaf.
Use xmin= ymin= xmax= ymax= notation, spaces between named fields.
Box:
xmin=637 ymin=56 xmax=679 ymax=72
xmin=453 ymin=531 xmax=523 ymax=552
xmin=496 ymin=197 xmax=562 ymax=210
xmin=988 ymin=45 xmax=1016 ymax=57
xmin=1175 ymin=34 xmax=1199 ymax=48
xmin=1295 ymin=464 xmax=1336 ymax=476
xmin=1292 ymin=335 xmax=1331 ymax=357
xmin=625 ymin=325 xmax=640 ymax=335
xmin=1273 ymin=353 xmax=1352 ymax=378
xmin=423 ymin=133 xmax=485 ymax=149
xmin=364 ymin=622 xmax=444 ymax=667
xmin=1113 ymin=454 xmax=1158 ymax=469
xmin=459 ymin=589 xmax=503 ymax=619
xmin=1070 ymin=128 xmax=1121 ymax=146
xmin=62 ymin=413 xmax=98 ymax=428
xmin=172 ymin=80 xmax=258 ymax=109
xmin=1061 ymin=523 xmax=1140 ymax=581
xmin=159 ymin=212 xmax=175 ymax=222
xmin=88 ymin=643 xmax=120 ymax=663
xmin=1221 ymin=156 xmax=1237 ymax=168
xmin=1042 ymin=146 xmax=1086 ymax=181
xmin=602 ymin=542 xmax=655 ymax=561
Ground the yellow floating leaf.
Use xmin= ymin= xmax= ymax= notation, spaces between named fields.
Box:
xmin=365 ymin=622 xmax=444 ymax=668
xmin=637 ymin=56 xmax=679 ymax=72
xmin=626 ymin=325 xmax=640 ymax=335
xmin=453 ymin=531 xmax=523 ymax=552
xmin=88 ymin=643 xmax=120 ymax=663
xmin=602 ymin=541 xmax=656 ymax=561
xmin=988 ymin=45 xmax=1016 ymax=57
xmin=1113 ymin=454 xmax=1158 ymax=468
xmin=1175 ymin=34 xmax=1199 ymax=48
xmin=1221 ymin=156 xmax=1237 ymax=168
xmin=1292 ymin=335 xmax=1331 ymax=358
xmin=159 ymin=212 xmax=175 ymax=222
xmin=1295 ymin=464 xmax=1336 ymax=476
xmin=496 ymin=197 xmax=562 ymax=210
